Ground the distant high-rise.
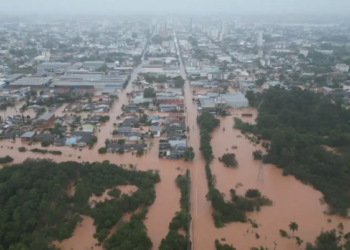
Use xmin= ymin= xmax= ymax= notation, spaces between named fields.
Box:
xmin=221 ymin=21 xmax=226 ymax=39
xmin=257 ymin=31 xmax=263 ymax=47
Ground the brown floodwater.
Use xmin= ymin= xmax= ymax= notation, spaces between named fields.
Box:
xmin=53 ymin=215 xmax=102 ymax=250
xmin=89 ymin=185 xmax=138 ymax=208
xmin=2 ymin=44 xmax=350 ymax=250
xmin=177 ymin=55 xmax=350 ymax=250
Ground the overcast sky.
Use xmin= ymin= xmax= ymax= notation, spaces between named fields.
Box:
xmin=0 ymin=0 xmax=349 ymax=15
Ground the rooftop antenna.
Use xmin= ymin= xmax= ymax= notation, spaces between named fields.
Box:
xmin=257 ymin=156 xmax=264 ymax=183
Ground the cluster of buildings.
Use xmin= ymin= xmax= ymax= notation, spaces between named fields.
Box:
xmin=172 ymin=17 xmax=350 ymax=102
xmin=4 ymin=65 xmax=132 ymax=91
xmin=0 ymin=20 xmax=151 ymax=94
xmin=108 ymin=34 xmax=189 ymax=159
xmin=0 ymin=111 xmax=107 ymax=148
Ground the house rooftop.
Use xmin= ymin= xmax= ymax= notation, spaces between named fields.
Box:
xmin=38 ymin=113 xmax=55 ymax=121
xmin=21 ymin=131 xmax=35 ymax=138
xmin=11 ymin=77 xmax=53 ymax=86
xmin=199 ymin=98 xmax=215 ymax=107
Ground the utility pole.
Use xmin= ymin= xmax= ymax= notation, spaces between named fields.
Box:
xmin=257 ymin=157 xmax=264 ymax=183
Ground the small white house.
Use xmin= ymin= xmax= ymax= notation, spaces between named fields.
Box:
xmin=127 ymin=132 xmax=142 ymax=141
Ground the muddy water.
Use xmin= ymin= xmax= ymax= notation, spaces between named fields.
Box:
xmin=54 ymin=215 xmax=102 ymax=250
xmin=2 ymin=35 xmax=348 ymax=250
xmin=89 ymin=185 xmax=138 ymax=208
xmin=174 ymin=37 xmax=350 ymax=250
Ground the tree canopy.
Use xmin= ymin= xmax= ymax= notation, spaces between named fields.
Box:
xmin=242 ymin=86 xmax=350 ymax=216
xmin=305 ymin=229 xmax=349 ymax=250
xmin=143 ymin=87 xmax=155 ymax=98
xmin=0 ymin=159 xmax=160 ymax=250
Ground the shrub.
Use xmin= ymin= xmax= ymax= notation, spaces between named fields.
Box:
xmin=136 ymin=148 xmax=144 ymax=156
xmin=218 ymin=153 xmax=237 ymax=167
xmin=245 ymin=189 xmax=262 ymax=198
xmin=279 ymin=229 xmax=289 ymax=238
xmin=253 ymin=150 xmax=263 ymax=160
xmin=41 ymin=141 xmax=51 ymax=147
xmin=98 ymin=147 xmax=107 ymax=154
xmin=30 ymin=148 xmax=62 ymax=155
xmin=18 ymin=147 xmax=27 ymax=152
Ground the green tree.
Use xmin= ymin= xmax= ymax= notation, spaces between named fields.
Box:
xmin=144 ymin=87 xmax=155 ymax=98
xmin=98 ymin=147 xmax=107 ymax=154
xmin=184 ymin=147 xmax=195 ymax=161
xmin=255 ymin=77 xmax=266 ymax=86
xmin=289 ymin=222 xmax=298 ymax=236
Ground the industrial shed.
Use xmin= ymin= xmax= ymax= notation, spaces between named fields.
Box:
xmin=220 ymin=92 xmax=249 ymax=108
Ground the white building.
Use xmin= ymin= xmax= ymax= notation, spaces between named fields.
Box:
xmin=336 ymin=64 xmax=349 ymax=72
xmin=299 ymin=49 xmax=309 ymax=57
xmin=217 ymin=56 xmax=232 ymax=62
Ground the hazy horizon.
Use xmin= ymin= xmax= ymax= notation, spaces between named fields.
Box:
xmin=0 ymin=0 xmax=349 ymax=15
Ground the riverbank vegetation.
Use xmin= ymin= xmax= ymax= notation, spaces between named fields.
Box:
xmin=215 ymin=239 xmax=236 ymax=250
xmin=238 ymin=86 xmax=350 ymax=216
xmin=159 ymin=170 xmax=191 ymax=250
xmin=197 ymin=112 xmax=272 ymax=228
xmin=0 ymin=159 xmax=160 ymax=250
xmin=0 ymin=155 xmax=13 ymax=164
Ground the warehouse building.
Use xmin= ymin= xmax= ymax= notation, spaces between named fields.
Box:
xmin=198 ymin=98 xmax=216 ymax=113
xmin=9 ymin=77 xmax=53 ymax=89
xmin=218 ymin=92 xmax=249 ymax=108
xmin=83 ymin=61 xmax=105 ymax=71
xmin=4 ymin=74 xmax=25 ymax=84
xmin=37 ymin=62 xmax=72 ymax=76
xmin=52 ymin=73 xmax=128 ymax=90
